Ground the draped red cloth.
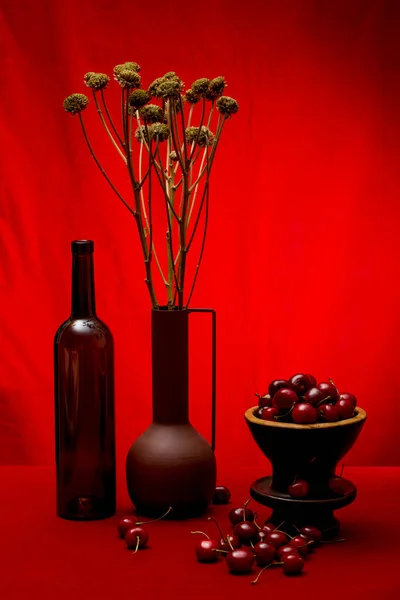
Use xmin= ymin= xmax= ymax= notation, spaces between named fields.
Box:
xmin=0 ymin=0 xmax=399 ymax=468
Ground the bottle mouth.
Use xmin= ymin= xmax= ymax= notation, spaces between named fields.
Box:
xmin=71 ymin=240 xmax=94 ymax=254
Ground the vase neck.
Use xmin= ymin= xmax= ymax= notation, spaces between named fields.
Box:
xmin=152 ymin=309 xmax=189 ymax=424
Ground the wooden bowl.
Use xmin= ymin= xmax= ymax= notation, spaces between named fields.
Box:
xmin=244 ymin=406 xmax=367 ymax=536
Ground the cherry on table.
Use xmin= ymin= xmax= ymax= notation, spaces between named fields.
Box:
xmin=228 ymin=501 xmax=254 ymax=525
xmin=292 ymin=403 xmax=318 ymax=424
xmin=272 ymin=388 xmax=298 ymax=411
xmin=212 ymin=485 xmax=231 ymax=505
xmin=253 ymin=542 xmax=276 ymax=566
xmin=266 ymin=530 xmax=289 ymax=548
xmin=268 ymin=379 xmax=288 ymax=398
xmin=225 ymin=547 xmax=255 ymax=574
xmin=300 ymin=525 xmax=322 ymax=545
xmin=118 ymin=516 xmax=137 ymax=538
xmin=289 ymin=535 xmax=311 ymax=556
xmin=191 ymin=531 xmax=219 ymax=562
xmin=282 ymin=553 xmax=304 ymax=575
xmin=278 ymin=545 xmax=300 ymax=560
xmin=234 ymin=521 xmax=259 ymax=546
xmin=288 ymin=373 xmax=313 ymax=396
xmin=306 ymin=374 xmax=317 ymax=387
xmin=262 ymin=522 xmax=277 ymax=535
xmin=125 ymin=526 xmax=149 ymax=553
xmin=288 ymin=479 xmax=309 ymax=499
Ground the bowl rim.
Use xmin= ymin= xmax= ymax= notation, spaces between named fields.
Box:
xmin=245 ymin=406 xmax=367 ymax=430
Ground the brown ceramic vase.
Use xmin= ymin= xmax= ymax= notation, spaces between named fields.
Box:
xmin=126 ymin=308 xmax=217 ymax=518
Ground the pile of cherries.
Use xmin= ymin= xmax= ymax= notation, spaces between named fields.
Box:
xmin=255 ymin=373 xmax=357 ymax=424
xmin=192 ymin=498 xmax=340 ymax=584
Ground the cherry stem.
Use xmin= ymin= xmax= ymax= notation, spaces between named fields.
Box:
xmin=227 ymin=536 xmax=234 ymax=551
xmin=316 ymin=397 xmax=332 ymax=407
xmin=329 ymin=378 xmax=340 ymax=396
xmin=250 ymin=541 xmax=254 ymax=549
xmin=251 ymin=562 xmax=283 ymax=585
xmin=243 ymin=498 xmax=251 ymax=521
xmin=207 ymin=517 xmax=224 ymax=541
xmin=274 ymin=404 xmax=295 ymax=420
xmin=273 ymin=521 xmax=285 ymax=532
xmin=340 ymin=463 xmax=345 ymax=477
xmin=212 ymin=548 xmax=229 ymax=554
xmin=292 ymin=524 xmax=301 ymax=533
xmin=132 ymin=536 xmax=140 ymax=555
xmin=321 ymin=538 xmax=346 ymax=544
xmin=136 ymin=506 xmax=172 ymax=525
xmin=191 ymin=530 xmax=210 ymax=540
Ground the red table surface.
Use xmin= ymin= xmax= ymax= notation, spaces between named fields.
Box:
xmin=1 ymin=466 xmax=399 ymax=599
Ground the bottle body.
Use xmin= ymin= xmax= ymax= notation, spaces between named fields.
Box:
xmin=54 ymin=241 xmax=115 ymax=520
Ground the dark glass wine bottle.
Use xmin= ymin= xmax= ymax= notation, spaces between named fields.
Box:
xmin=54 ymin=240 xmax=115 ymax=520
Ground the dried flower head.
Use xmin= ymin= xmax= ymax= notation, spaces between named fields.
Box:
xmin=113 ymin=62 xmax=140 ymax=75
xmin=169 ymin=151 xmax=178 ymax=162
xmin=206 ymin=76 xmax=226 ymax=100
xmin=139 ymin=104 xmax=165 ymax=124
xmin=184 ymin=88 xmax=201 ymax=104
xmin=191 ymin=78 xmax=210 ymax=96
xmin=157 ymin=79 xmax=183 ymax=100
xmin=115 ymin=69 xmax=141 ymax=88
xmin=84 ymin=72 xmax=110 ymax=91
xmin=128 ymin=89 xmax=150 ymax=110
xmin=149 ymin=123 xmax=170 ymax=142
xmin=185 ymin=125 xmax=215 ymax=147
xmin=135 ymin=125 xmax=149 ymax=144
xmin=63 ymin=93 xmax=89 ymax=115
xmin=148 ymin=77 xmax=165 ymax=98
xmin=216 ymin=96 xmax=239 ymax=116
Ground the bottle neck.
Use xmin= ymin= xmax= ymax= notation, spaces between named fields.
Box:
xmin=71 ymin=253 xmax=96 ymax=318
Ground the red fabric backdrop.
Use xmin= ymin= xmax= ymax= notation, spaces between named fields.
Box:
xmin=0 ymin=0 xmax=399 ymax=468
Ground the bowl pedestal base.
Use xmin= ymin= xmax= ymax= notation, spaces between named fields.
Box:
xmin=250 ymin=475 xmax=357 ymax=539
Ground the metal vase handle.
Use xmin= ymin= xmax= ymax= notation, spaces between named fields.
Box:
xmin=188 ymin=308 xmax=216 ymax=452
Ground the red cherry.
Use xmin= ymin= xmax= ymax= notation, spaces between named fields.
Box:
xmin=300 ymin=525 xmax=322 ymax=545
xmin=329 ymin=476 xmax=355 ymax=496
xmin=288 ymin=479 xmax=309 ymax=499
xmin=228 ymin=503 xmax=254 ymax=525
xmin=260 ymin=407 xmax=279 ymax=421
xmin=268 ymin=379 xmax=288 ymax=398
xmin=266 ymin=530 xmax=289 ymax=548
xmin=118 ymin=516 xmax=137 ymax=538
xmin=125 ymin=527 xmax=149 ymax=552
xmin=272 ymin=388 xmax=298 ymax=410
xmin=292 ymin=403 xmax=318 ymax=424
xmin=278 ymin=545 xmax=300 ymax=559
xmin=234 ymin=521 xmax=259 ymax=546
xmin=336 ymin=397 xmax=356 ymax=420
xmin=212 ymin=486 xmax=231 ymax=505
xmin=282 ymin=553 xmax=304 ymax=575
xmin=290 ymin=536 xmax=311 ymax=556
xmin=317 ymin=381 xmax=339 ymax=402
xmin=303 ymin=386 xmax=324 ymax=407
xmin=256 ymin=530 xmax=267 ymax=542
xmin=257 ymin=393 xmax=273 ymax=408
xmin=288 ymin=373 xmax=313 ymax=396
xmin=340 ymin=392 xmax=357 ymax=407
xmin=191 ymin=531 xmax=219 ymax=562
xmin=253 ymin=542 xmax=276 ymax=566
xmin=226 ymin=547 xmax=255 ymax=574
xmin=262 ymin=522 xmax=277 ymax=535
xmin=306 ymin=374 xmax=317 ymax=387
xmin=319 ymin=403 xmax=339 ymax=422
